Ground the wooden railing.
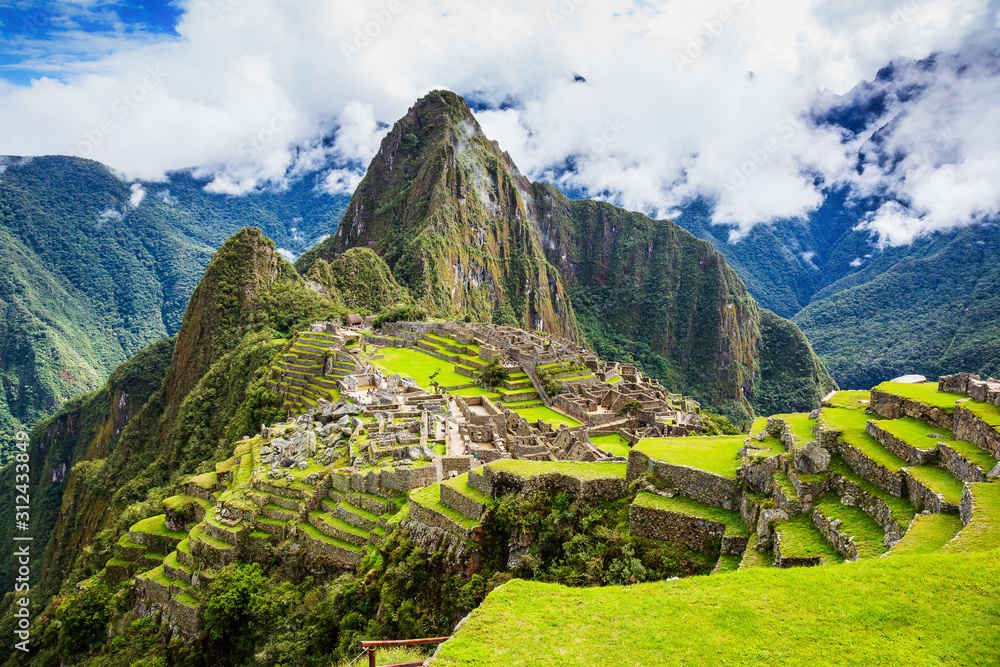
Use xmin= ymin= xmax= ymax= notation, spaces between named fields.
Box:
xmin=358 ymin=637 xmax=450 ymax=667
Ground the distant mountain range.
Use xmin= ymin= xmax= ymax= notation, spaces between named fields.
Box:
xmin=3 ymin=60 xmax=997 ymax=439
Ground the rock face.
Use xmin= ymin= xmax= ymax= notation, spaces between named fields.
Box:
xmin=301 ymin=90 xmax=836 ymax=421
xmin=795 ymin=441 xmax=831 ymax=474
xmin=298 ymin=90 xmax=577 ymax=338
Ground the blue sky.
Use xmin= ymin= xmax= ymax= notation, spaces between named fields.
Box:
xmin=0 ymin=0 xmax=182 ymax=85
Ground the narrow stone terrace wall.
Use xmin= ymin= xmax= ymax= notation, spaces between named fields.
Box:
xmin=869 ymin=389 xmax=954 ymax=430
xmin=627 ymin=451 xmax=741 ymax=510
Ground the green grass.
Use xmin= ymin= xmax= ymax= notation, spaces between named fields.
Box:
xmin=774 ymin=513 xmax=843 ymax=563
xmin=906 ymin=466 xmax=965 ymax=505
xmin=940 ymin=438 xmax=999 ymax=473
xmin=449 ymin=386 xmax=500 ymax=400
xmin=632 ymin=436 xmax=745 ymax=479
xmin=773 ymin=413 xmax=816 ymax=445
xmin=825 ymin=390 xmax=871 ymax=409
xmin=870 ymin=416 xmax=957 ymax=453
xmin=130 ymin=515 xmax=188 ymax=540
xmin=487 ymin=459 xmax=627 ymax=481
xmin=820 ymin=408 xmax=908 ymax=471
xmin=410 ymin=483 xmax=479 ymax=529
xmin=632 ymin=492 xmax=748 ymax=537
xmin=749 ymin=417 xmax=767 ymax=436
xmin=442 ymin=473 xmax=491 ymax=505
xmin=372 ymin=346 xmax=471 ymax=390
xmin=941 ymin=483 xmax=1000 ymax=554
xmin=812 ymin=494 xmax=889 ymax=559
xmin=189 ymin=471 xmax=217 ymax=490
xmin=588 ymin=433 xmax=631 ymax=457
xmin=298 ymin=521 xmax=362 ymax=552
xmin=432 ymin=548 xmax=1000 ymax=666
xmin=889 ymin=513 xmax=963 ymax=556
xmin=512 ymin=405 xmax=582 ymax=428
xmin=826 ymin=456 xmax=916 ymax=526
xmin=872 ymin=382 xmax=958 ymax=412
xmin=713 ymin=553 xmax=742 ymax=574
xmin=607 ymin=375 xmax=622 ymax=384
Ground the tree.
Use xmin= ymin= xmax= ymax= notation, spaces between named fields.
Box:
xmin=491 ymin=302 xmax=519 ymax=328
xmin=615 ymin=400 xmax=644 ymax=434
xmin=478 ymin=359 xmax=510 ymax=389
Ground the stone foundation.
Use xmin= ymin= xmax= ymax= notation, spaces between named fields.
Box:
xmin=629 ymin=503 xmax=730 ymax=554
xmin=901 ymin=470 xmax=960 ymax=514
xmin=938 ymin=443 xmax=990 ymax=484
xmin=865 ymin=420 xmax=939 ymax=465
xmin=953 ymin=403 xmax=1000 ymax=459
xmin=811 ymin=507 xmax=859 ymax=561
xmin=627 ymin=451 xmax=741 ymax=510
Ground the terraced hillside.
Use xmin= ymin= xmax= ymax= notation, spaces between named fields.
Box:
xmin=430 ymin=376 xmax=1000 ymax=665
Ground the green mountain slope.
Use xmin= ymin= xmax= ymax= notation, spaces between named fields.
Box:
xmin=0 ymin=228 xmax=341 ymax=606
xmin=304 ymin=91 xmax=835 ymax=421
xmin=0 ymin=156 xmax=348 ymax=442
xmin=794 ymin=225 xmax=1000 ymax=388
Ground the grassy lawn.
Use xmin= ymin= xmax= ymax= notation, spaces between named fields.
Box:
xmin=633 ymin=492 xmax=748 ymax=537
xmin=131 ymin=515 xmax=188 ymax=539
xmin=512 ymin=405 xmax=582 ymax=428
xmin=820 ymin=407 xmax=908 ymax=471
xmin=906 ymin=465 xmax=965 ymax=505
xmin=889 ymin=513 xmax=963 ymax=556
xmin=825 ymin=390 xmax=871 ymax=409
xmin=633 ymin=436 xmax=745 ymax=479
xmin=812 ymin=494 xmax=889 ymax=559
xmin=941 ymin=482 xmax=1000 ymax=554
xmin=871 ymin=416 xmax=958 ymax=452
xmin=773 ymin=413 xmax=816 ymax=445
xmin=433 ymin=548 xmax=1000 ymax=666
xmin=873 ymin=382 xmax=959 ymax=412
xmin=487 ymin=459 xmax=627 ymax=481
xmin=449 ymin=386 xmax=500 ymax=400
xmin=774 ymin=513 xmax=843 ymax=563
xmin=373 ymin=347 xmax=470 ymax=389
xmin=589 ymin=433 xmax=631 ymax=457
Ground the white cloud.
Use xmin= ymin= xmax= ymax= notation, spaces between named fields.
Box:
xmin=0 ymin=0 xmax=996 ymax=242
xmin=128 ymin=182 xmax=145 ymax=207
xmin=275 ymin=248 xmax=297 ymax=262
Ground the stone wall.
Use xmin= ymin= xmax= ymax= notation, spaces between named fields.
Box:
xmin=953 ymin=403 xmax=1000 ymax=459
xmin=901 ymin=470 xmax=960 ymax=514
xmin=483 ymin=466 xmax=629 ymax=503
xmin=408 ymin=497 xmax=478 ymax=541
xmin=938 ymin=443 xmax=990 ymax=483
xmin=628 ymin=503 xmax=727 ymax=554
xmin=865 ymin=420 xmax=939 ymax=465
xmin=829 ymin=474 xmax=905 ymax=536
xmin=835 ymin=440 xmax=906 ymax=498
xmin=440 ymin=484 xmax=485 ymax=520
xmin=811 ymin=508 xmax=859 ymax=561
xmin=960 ymin=484 xmax=974 ymax=525
xmin=869 ymin=388 xmax=954 ymax=430
xmin=627 ymin=451 xmax=742 ymax=510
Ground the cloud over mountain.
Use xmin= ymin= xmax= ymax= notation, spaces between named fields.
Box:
xmin=0 ymin=0 xmax=996 ymax=244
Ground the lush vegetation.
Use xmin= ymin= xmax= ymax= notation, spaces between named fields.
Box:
xmin=0 ymin=156 xmax=348 ymax=444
